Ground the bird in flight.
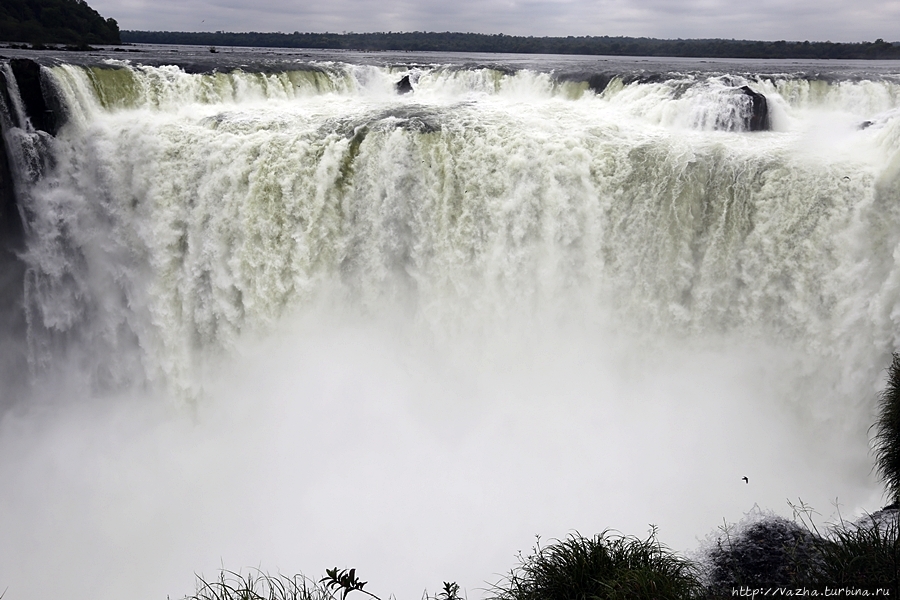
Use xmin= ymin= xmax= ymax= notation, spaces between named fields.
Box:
xmin=742 ymin=476 xmax=749 ymax=484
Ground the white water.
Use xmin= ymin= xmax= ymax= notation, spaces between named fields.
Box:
xmin=2 ymin=57 xmax=900 ymax=599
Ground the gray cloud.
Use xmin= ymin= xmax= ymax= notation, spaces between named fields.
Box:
xmin=95 ymin=0 xmax=897 ymax=42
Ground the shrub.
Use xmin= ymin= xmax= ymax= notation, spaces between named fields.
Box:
xmin=705 ymin=504 xmax=900 ymax=596
xmin=490 ymin=530 xmax=704 ymax=600
xmin=873 ymin=353 xmax=900 ymax=506
xmin=704 ymin=514 xmax=824 ymax=594
xmin=816 ymin=509 xmax=900 ymax=590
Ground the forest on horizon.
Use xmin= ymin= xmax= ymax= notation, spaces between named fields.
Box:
xmin=0 ymin=0 xmax=899 ymax=59
xmin=123 ymin=30 xmax=900 ymax=60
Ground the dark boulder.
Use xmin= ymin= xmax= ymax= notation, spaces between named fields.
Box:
xmin=739 ymin=85 xmax=770 ymax=132
xmin=395 ymin=74 xmax=413 ymax=95
xmin=587 ymin=73 xmax=615 ymax=94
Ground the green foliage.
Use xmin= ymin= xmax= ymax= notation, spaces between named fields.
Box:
xmin=811 ymin=512 xmax=900 ymax=589
xmin=874 ymin=353 xmax=900 ymax=504
xmin=120 ymin=30 xmax=900 ymax=59
xmin=320 ymin=568 xmax=380 ymax=600
xmin=183 ymin=510 xmax=900 ymax=600
xmin=490 ymin=530 xmax=704 ymax=600
xmin=0 ymin=0 xmax=120 ymax=45
xmin=186 ymin=569 xmax=459 ymax=600
xmin=706 ymin=502 xmax=900 ymax=595
xmin=435 ymin=582 xmax=462 ymax=600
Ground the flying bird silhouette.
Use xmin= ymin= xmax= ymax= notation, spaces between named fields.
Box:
xmin=742 ymin=476 xmax=749 ymax=484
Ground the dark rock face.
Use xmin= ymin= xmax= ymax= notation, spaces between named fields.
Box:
xmin=9 ymin=58 xmax=66 ymax=135
xmin=0 ymin=204 xmax=27 ymax=406
xmin=0 ymin=59 xmax=60 ymax=245
xmin=739 ymin=85 xmax=770 ymax=132
xmin=0 ymin=64 xmax=24 ymax=250
xmin=586 ymin=73 xmax=615 ymax=94
xmin=0 ymin=118 xmax=23 ymax=249
xmin=0 ymin=63 xmax=30 ymax=406
xmin=395 ymin=75 xmax=413 ymax=95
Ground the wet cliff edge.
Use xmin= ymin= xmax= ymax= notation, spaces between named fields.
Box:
xmin=0 ymin=57 xmax=65 ymax=405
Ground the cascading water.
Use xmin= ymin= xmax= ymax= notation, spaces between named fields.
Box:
xmin=1 ymin=49 xmax=900 ymax=600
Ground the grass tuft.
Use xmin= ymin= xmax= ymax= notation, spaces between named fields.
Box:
xmin=815 ymin=510 xmax=900 ymax=589
xmin=185 ymin=569 xmax=335 ymax=600
xmin=873 ymin=353 xmax=900 ymax=505
xmin=489 ymin=529 xmax=704 ymax=600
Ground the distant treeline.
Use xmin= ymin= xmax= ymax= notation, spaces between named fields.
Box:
xmin=1 ymin=0 xmax=120 ymax=45
xmin=121 ymin=31 xmax=900 ymax=59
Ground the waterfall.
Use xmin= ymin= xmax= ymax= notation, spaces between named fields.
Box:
xmin=13 ymin=60 xmax=900 ymax=397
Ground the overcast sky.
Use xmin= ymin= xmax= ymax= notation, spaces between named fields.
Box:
xmin=93 ymin=0 xmax=898 ymax=43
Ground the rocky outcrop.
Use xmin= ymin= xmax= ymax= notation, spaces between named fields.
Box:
xmin=9 ymin=58 xmax=66 ymax=135
xmin=0 ymin=64 xmax=24 ymax=250
xmin=395 ymin=75 xmax=413 ymax=95
xmin=739 ymin=85 xmax=769 ymax=132
xmin=0 ymin=58 xmax=63 ymax=247
xmin=0 ymin=60 xmax=44 ymax=405
xmin=0 ymin=117 xmax=22 ymax=249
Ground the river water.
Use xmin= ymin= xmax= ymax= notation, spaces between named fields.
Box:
xmin=1 ymin=46 xmax=899 ymax=599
